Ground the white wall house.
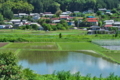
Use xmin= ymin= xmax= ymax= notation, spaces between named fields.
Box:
xmin=10 ymin=19 xmax=21 ymax=23
xmin=5 ymin=25 xmax=13 ymax=28
xmin=19 ymin=13 xmax=28 ymax=17
xmin=113 ymin=22 xmax=120 ymax=27
xmin=0 ymin=25 xmax=6 ymax=29
xmin=52 ymin=20 xmax=61 ymax=23
xmin=98 ymin=8 xmax=107 ymax=12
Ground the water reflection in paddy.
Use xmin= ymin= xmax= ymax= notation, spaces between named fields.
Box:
xmin=18 ymin=51 xmax=120 ymax=77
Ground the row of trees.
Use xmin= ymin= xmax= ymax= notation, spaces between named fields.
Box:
xmin=0 ymin=1 xmax=34 ymax=20
xmin=19 ymin=24 xmax=39 ymax=30
xmin=27 ymin=0 xmax=120 ymax=13
xmin=0 ymin=0 xmax=120 ymax=14
xmin=38 ymin=19 xmax=72 ymax=31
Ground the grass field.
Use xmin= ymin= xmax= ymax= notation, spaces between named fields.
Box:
xmin=0 ymin=29 xmax=87 ymax=35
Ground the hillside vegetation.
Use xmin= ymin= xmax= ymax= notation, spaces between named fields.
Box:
xmin=0 ymin=0 xmax=120 ymax=14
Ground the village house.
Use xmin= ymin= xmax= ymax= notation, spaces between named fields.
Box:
xmin=14 ymin=22 xmax=23 ymax=27
xmin=88 ymin=9 xmax=94 ymax=13
xmin=104 ymin=20 xmax=114 ymax=27
xmin=83 ymin=10 xmax=94 ymax=14
xmin=18 ymin=13 xmax=28 ymax=17
xmin=33 ymin=16 xmax=40 ymax=20
xmin=5 ymin=25 xmax=13 ymax=29
xmin=87 ymin=26 xmax=109 ymax=34
xmin=105 ymin=10 xmax=112 ymax=15
xmin=29 ymin=13 xmax=40 ymax=16
xmin=10 ymin=19 xmax=21 ymax=23
xmin=103 ymin=20 xmax=120 ymax=31
xmin=98 ymin=8 xmax=107 ymax=12
xmin=52 ymin=20 xmax=61 ymax=23
xmin=68 ymin=21 xmax=75 ymax=26
xmin=113 ymin=22 xmax=120 ymax=27
xmin=73 ymin=11 xmax=80 ymax=13
xmin=60 ymin=16 xmax=69 ymax=20
xmin=40 ymin=13 xmax=45 ymax=17
xmin=61 ymin=11 xmax=72 ymax=15
xmin=0 ymin=25 xmax=6 ymax=29
xmin=60 ymin=15 xmax=69 ymax=17
xmin=10 ymin=19 xmax=28 ymax=27
xmin=113 ymin=22 xmax=120 ymax=30
xmin=0 ymin=25 xmax=13 ymax=29
xmin=86 ymin=18 xmax=98 ymax=25
xmin=89 ymin=26 xmax=100 ymax=30
xmin=43 ymin=12 xmax=54 ymax=17
xmin=51 ymin=18 xmax=60 ymax=21
xmin=13 ymin=14 xmax=19 ymax=17
xmin=44 ymin=14 xmax=54 ymax=17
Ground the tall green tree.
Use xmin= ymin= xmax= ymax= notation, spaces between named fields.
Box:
xmin=13 ymin=1 xmax=34 ymax=13
xmin=3 ymin=8 xmax=13 ymax=19
xmin=0 ymin=52 xmax=23 ymax=80
xmin=0 ymin=14 xmax=4 ymax=24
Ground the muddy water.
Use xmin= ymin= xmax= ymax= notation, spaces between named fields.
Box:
xmin=18 ymin=51 xmax=120 ymax=77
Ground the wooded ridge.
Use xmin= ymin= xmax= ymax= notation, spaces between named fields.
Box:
xmin=0 ymin=0 xmax=120 ymax=14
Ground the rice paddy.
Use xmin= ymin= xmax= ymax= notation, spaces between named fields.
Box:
xmin=92 ymin=40 xmax=120 ymax=50
xmin=3 ymin=42 xmax=58 ymax=50
xmin=91 ymin=39 xmax=120 ymax=63
xmin=0 ymin=42 xmax=106 ymax=52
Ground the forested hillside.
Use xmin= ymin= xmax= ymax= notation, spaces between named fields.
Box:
xmin=0 ymin=0 xmax=120 ymax=14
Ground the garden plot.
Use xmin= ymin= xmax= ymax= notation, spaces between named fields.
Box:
xmin=92 ymin=40 xmax=120 ymax=50
xmin=4 ymin=42 xmax=58 ymax=50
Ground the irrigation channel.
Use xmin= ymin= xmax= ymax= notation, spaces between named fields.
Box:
xmin=18 ymin=51 xmax=120 ymax=78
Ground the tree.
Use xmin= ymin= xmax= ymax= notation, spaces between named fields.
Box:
xmin=26 ymin=25 xmax=32 ymax=29
xmin=31 ymin=24 xmax=39 ymax=30
xmin=96 ymin=11 xmax=102 ymax=16
xmin=55 ymin=10 xmax=62 ymax=17
xmin=0 ymin=14 xmax=4 ymax=24
xmin=46 ymin=19 xmax=52 ymax=23
xmin=13 ymin=1 xmax=34 ymax=13
xmin=98 ymin=21 xmax=103 ymax=27
xmin=3 ymin=8 xmax=13 ymax=19
xmin=0 ymin=52 xmax=23 ymax=80
xmin=60 ymin=20 xmax=66 ymax=24
xmin=115 ymin=31 xmax=118 ymax=37
xmin=111 ymin=8 xmax=118 ymax=13
xmin=59 ymin=33 xmax=62 ymax=38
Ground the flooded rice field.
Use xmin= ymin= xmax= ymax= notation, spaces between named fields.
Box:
xmin=18 ymin=51 xmax=120 ymax=77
